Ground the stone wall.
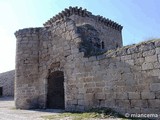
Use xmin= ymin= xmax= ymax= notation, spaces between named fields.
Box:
xmin=65 ymin=40 xmax=160 ymax=115
xmin=14 ymin=7 xmax=160 ymax=117
xmin=0 ymin=70 xmax=15 ymax=96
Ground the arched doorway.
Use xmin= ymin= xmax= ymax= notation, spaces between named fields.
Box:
xmin=47 ymin=71 xmax=64 ymax=109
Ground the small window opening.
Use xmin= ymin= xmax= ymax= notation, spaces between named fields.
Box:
xmin=101 ymin=42 xmax=104 ymax=49
xmin=0 ymin=87 xmax=3 ymax=96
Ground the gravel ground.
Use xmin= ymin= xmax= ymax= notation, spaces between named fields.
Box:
xmin=0 ymin=97 xmax=63 ymax=120
xmin=0 ymin=97 xmax=124 ymax=120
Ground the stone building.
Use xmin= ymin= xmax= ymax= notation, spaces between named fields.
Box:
xmin=14 ymin=7 xmax=160 ymax=115
xmin=0 ymin=70 xmax=15 ymax=97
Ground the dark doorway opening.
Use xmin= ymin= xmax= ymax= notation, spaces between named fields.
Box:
xmin=0 ymin=87 xmax=3 ymax=96
xmin=47 ymin=71 xmax=64 ymax=109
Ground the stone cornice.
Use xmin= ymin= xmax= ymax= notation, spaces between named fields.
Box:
xmin=43 ymin=6 xmax=123 ymax=31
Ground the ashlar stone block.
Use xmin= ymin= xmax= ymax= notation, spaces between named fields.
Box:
xmin=116 ymin=92 xmax=128 ymax=99
xmin=95 ymin=93 xmax=105 ymax=100
xmin=156 ymin=47 xmax=160 ymax=54
xmin=143 ymin=49 xmax=155 ymax=57
xmin=150 ymin=83 xmax=160 ymax=92
xmin=145 ymin=55 xmax=157 ymax=62
xmin=131 ymin=100 xmax=148 ymax=108
xmin=142 ymin=62 xmax=153 ymax=70
xmin=121 ymin=55 xmax=131 ymax=61
xmin=148 ymin=100 xmax=160 ymax=108
xmin=141 ymin=92 xmax=155 ymax=99
xmin=128 ymin=92 xmax=140 ymax=99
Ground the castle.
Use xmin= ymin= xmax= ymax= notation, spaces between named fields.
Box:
xmin=14 ymin=7 xmax=160 ymax=115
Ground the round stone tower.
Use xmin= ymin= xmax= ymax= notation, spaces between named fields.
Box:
xmin=14 ymin=28 xmax=42 ymax=109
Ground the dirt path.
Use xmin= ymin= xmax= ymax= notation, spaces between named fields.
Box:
xmin=0 ymin=97 xmax=63 ymax=120
xmin=0 ymin=97 xmax=125 ymax=120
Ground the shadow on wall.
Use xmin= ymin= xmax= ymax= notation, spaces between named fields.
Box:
xmin=78 ymin=24 xmax=102 ymax=56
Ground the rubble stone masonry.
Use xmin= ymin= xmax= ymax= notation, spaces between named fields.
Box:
xmin=14 ymin=7 xmax=160 ymax=116
xmin=0 ymin=70 xmax=15 ymax=96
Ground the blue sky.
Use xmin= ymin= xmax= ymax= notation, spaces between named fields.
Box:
xmin=0 ymin=0 xmax=160 ymax=72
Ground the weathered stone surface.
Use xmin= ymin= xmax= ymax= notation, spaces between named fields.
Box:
xmin=135 ymin=58 xmax=144 ymax=65
xmin=143 ymin=49 xmax=155 ymax=57
xmin=142 ymin=62 xmax=153 ymax=70
xmin=116 ymin=100 xmax=130 ymax=108
xmin=153 ymin=62 xmax=160 ymax=68
xmin=148 ymin=100 xmax=160 ymax=108
xmin=141 ymin=92 xmax=155 ymax=99
xmin=131 ymin=100 xmax=148 ymax=108
xmin=0 ymin=70 xmax=15 ymax=96
xmin=128 ymin=92 xmax=140 ymax=99
xmin=156 ymin=48 xmax=160 ymax=54
xmin=116 ymin=92 xmax=128 ymax=99
xmin=155 ymin=92 xmax=160 ymax=99
xmin=95 ymin=93 xmax=105 ymax=100
xmin=155 ymin=40 xmax=160 ymax=47
xmin=150 ymin=83 xmax=160 ymax=92
xmin=11 ymin=6 xmax=160 ymax=116
xmin=125 ymin=59 xmax=134 ymax=66
xmin=145 ymin=55 xmax=158 ymax=62
xmin=121 ymin=55 xmax=131 ymax=61
xmin=105 ymin=100 xmax=116 ymax=108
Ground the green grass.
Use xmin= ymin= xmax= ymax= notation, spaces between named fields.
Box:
xmin=10 ymin=107 xmax=16 ymax=110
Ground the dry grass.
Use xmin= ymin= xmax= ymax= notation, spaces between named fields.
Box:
xmin=41 ymin=108 xmax=130 ymax=120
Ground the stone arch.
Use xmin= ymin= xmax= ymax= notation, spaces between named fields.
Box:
xmin=43 ymin=63 xmax=65 ymax=109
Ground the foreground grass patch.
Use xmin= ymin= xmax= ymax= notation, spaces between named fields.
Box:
xmin=42 ymin=112 xmax=99 ymax=120
xmin=41 ymin=108 xmax=129 ymax=120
